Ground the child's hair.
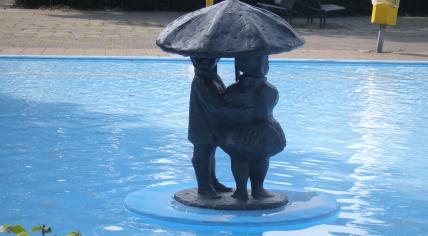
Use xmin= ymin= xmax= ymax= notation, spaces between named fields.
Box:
xmin=191 ymin=57 xmax=219 ymax=72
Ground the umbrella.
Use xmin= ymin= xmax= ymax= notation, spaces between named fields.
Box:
xmin=156 ymin=0 xmax=304 ymax=58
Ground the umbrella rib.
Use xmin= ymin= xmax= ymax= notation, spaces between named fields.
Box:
xmin=203 ymin=4 xmax=228 ymax=53
xmin=245 ymin=12 xmax=269 ymax=55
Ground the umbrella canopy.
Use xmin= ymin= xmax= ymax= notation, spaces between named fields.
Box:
xmin=156 ymin=0 xmax=304 ymax=58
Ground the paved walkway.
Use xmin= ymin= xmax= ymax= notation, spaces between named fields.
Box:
xmin=1 ymin=8 xmax=427 ymax=60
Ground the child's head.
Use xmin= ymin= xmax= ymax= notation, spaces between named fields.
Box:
xmin=191 ymin=57 xmax=219 ymax=73
xmin=236 ymin=55 xmax=269 ymax=77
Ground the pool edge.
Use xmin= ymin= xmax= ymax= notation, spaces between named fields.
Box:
xmin=1 ymin=54 xmax=428 ymax=66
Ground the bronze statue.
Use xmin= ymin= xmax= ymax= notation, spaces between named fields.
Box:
xmin=156 ymin=0 xmax=304 ymax=209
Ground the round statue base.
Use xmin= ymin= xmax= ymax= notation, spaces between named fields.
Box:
xmin=125 ymin=183 xmax=340 ymax=231
xmin=174 ymin=188 xmax=287 ymax=210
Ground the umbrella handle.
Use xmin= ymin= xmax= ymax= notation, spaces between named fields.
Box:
xmin=206 ymin=0 xmax=214 ymax=7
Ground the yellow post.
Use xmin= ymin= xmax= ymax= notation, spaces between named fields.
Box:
xmin=206 ymin=0 xmax=214 ymax=7
xmin=371 ymin=0 xmax=400 ymax=53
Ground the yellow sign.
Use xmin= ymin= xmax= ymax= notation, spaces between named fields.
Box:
xmin=206 ymin=0 xmax=214 ymax=7
xmin=371 ymin=0 xmax=400 ymax=26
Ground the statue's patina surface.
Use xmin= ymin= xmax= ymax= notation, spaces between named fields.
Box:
xmin=156 ymin=0 xmax=304 ymax=210
xmin=188 ymin=57 xmax=232 ymax=199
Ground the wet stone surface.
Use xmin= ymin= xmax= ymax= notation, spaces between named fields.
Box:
xmin=174 ymin=188 xmax=288 ymax=210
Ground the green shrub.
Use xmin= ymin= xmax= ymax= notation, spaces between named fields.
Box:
xmin=0 ymin=224 xmax=81 ymax=236
xmin=12 ymin=0 xmax=428 ymax=15
xmin=400 ymin=0 xmax=428 ymax=16
xmin=13 ymin=0 xmax=204 ymax=10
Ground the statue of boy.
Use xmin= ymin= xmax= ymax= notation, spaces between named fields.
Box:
xmin=188 ymin=57 xmax=232 ymax=198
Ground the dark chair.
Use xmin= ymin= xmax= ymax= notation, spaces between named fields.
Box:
xmin=304 ymin=0 xmax=346 ymax=28
xmin=257 ymin=0 xmax=296 ymax=24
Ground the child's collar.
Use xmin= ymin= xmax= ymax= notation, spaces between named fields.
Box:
xmin=238 ymin=75 xmax=267 ymax=86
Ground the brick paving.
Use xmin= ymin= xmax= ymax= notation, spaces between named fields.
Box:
xmin=0 ymin=8 xmax=427 ymax=60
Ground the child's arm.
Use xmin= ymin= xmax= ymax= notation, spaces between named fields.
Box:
xmin=193 ymin=75 xmax=252 ymax=121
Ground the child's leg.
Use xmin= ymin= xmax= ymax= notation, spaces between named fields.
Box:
xmin=250 ymin=157 xmax=274 ymax=199
xmin=192 ymin=145 xmax=219 ymax=198
xmin=210 ymin=149 xmax=233 ymax=193
xmin=231 ymin=157 xmax=250 ymax=201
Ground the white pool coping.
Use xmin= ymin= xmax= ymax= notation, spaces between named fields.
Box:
xmin=1 ymin=55 xmax=428 ymax=66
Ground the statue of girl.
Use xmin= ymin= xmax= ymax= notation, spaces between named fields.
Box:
xmin=220 ymin=55 xmax=286 ymax=201
xmin=194 ymin=55 xmax=286 ymax=201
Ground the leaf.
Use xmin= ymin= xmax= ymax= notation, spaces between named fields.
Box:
xmin=9 ymin=225 xmax=26 ymax=234
xmin=67 ymin=231 xmax=82 ymax=236
xmin=32 ymin=225 xmax=43 ymax=232
xmin=17 ymin=232 xmax=29 ymax=236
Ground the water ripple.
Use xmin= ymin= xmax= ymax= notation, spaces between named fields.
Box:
xmin=1 ymin=59 xmax=428 ymax=235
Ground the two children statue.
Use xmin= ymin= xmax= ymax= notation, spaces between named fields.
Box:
xmin=156 ymin=0 xmax=304 ymax=205
xmin=188 ymin=55 xmax=286 ymax=201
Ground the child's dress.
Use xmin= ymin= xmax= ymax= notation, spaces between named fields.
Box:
xmin=219 ymin=75 xmax=286 ymax=160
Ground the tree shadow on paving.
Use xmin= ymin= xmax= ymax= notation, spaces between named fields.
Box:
xmin=46 ymin=10 xmax=182 ymax=28
xmin=45 ymin=11 xmax=428 ymax=44
xmin=291 ymin=16 xmax=428 ymax=44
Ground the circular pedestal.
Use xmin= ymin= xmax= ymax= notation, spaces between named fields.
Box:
xmin=125 ymin=183 xmax=339 ymax=231
xmin=174 ymin=188 xmax=287 ymax=210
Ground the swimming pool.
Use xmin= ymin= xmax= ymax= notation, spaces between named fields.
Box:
xmin=0 ymin=56 xmax=427 ymax=235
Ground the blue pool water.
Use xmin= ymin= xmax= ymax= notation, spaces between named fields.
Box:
xmin=0 ymin=57 xmax=427 ymax=235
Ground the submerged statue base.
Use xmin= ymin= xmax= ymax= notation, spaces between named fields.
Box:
xmin=174 ymin=188 xmax=287 ymax=210
xmin=125 ymin=183 xmax=339 ymax=231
